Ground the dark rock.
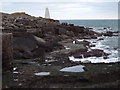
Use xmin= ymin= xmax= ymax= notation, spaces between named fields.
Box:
xmin=2 ymin=33 xmax=13 ymax=70
xmin=59 ymin=35 xmax=69 ymax=39
xmin=89 ymin=44 xmax=95 ymax=47
xmin=73 ymin=49 xmax=107 ymax=58
xmin=61 ymin=22 xmax=68 ymax=26
xmin=69 ymin=24 xmax=74 ymax=26
xmin=87 ymin=27 xmax=93 ymax=29
xmin=58 ymin=28 xmax=66 ymax=35
xmin=91 ymin=36 xmax=97 ymax=39
xmin=13 ymin=50 xmax=23 ymax=59
xmin=103 ymin=56 xmax=109 ymax=59
xmin=66 ymin=31 xmax=75 ymax=37
xmin=13 ymin=36 xmax=37 ymax=51
xmin=103 ymin=31 xmax=113 ymax=36
xmin=72 ymin=50 xmax=88 ymax=58
xmin=84 ymin=49 xmax=104 ymax=58
xmin=98 ymin=38 xmax=104 ymax=41
xmin=93 ymin=42 xmax=96 ymax=43
xmin=81 ymin=40 xmax=90 ymax=46
xmin=23 ymin=51 xmax=33 ymax=59
xmin=103 ymin=53 xmax=110 ymax=56
xmin=13 ymin=35 xmax=49 ymax=59
xmin=73 ymin=54 xmax=83 ymax=58
xmin=49 ymin=43 xmax=87 ymax=61
xmin=113 ymin=31 xmax=119 ymax=33
xmin=114 ymin=48 xmax=118 ymax=50
xmin=32 ymin=48 xmax=45 ymax=59
xmin=107 ymin=27 xmax=112 ymax=30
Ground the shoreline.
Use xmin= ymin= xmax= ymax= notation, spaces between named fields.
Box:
xmin=1 ymin=12 xmax=119 ymax=88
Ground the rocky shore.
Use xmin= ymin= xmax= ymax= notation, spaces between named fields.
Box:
xmin=1 ymin=12 xmax=120 ymax=88
xmin=2 ymin=12 xmax=111 ymax=66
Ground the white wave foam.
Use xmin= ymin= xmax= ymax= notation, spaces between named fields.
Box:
xmin=74 ymin=36 xmax=119 ymax=63
xmin=69 ymin=56 xmax=119 ymax=63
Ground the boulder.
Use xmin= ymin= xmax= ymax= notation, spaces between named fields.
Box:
xmin=13 ymin=35 xmax=47 ymax=51
xmin=84 ymin=49 xmax=104 ymax=58
xmin=32 ymin=48 xmax=45 ymax=58
xmin=13 ymin=36 xmax=37 ymax=51
xmin=73 ymin=54 xmax=82 ymax=58
xmin=13 ymin=50 xmax=23 ymax=59
xmin=72 ymin=49 xmax=108 ymax=59
xmin=13 ymin=35 xmax=48 ymax=59
xmin=23 ymin=51 xmax=33 ymax=59
xmin=75 ymin=40 xmax=90 ymax=46
xmin=103 ymin=31 xmax=113 ymax=36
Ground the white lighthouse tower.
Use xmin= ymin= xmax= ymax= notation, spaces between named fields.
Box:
xmin=45 ymin=8 xmax=50 ymax=19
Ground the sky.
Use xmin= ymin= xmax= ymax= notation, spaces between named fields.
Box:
xmin=0 ymin=0 xmax=119 ymax=20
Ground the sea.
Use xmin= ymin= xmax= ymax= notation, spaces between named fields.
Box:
xmin=60 ymin=20 xmax=120 ymax=63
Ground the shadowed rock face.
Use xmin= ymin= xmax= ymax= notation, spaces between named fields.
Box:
xmin=13 ymin=35 xmax=47 ymax=59
xmin=2 ymin=33 xmax=13 ymax=70
xmin=13 ymin=34 xmax=63 ymax=59
xmin=14 ymin=36 xmax=37 ymax=51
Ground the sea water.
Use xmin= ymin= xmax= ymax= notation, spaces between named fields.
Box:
xmin=60 ymin=20 xmax=119 ymax=63
xmin=60 ymin=19 xmax=118 ymax=31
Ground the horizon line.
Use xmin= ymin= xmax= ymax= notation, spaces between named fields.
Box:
xmin=1 ymin=12 xmax=118 ymax=20
xmin=59 ymin=18 xmax=118 ymax=20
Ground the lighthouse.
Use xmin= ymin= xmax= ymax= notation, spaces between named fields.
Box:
xmin=45 ymin=8 xmax=50 ymax=19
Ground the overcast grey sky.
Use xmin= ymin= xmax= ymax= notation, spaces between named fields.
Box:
xmin=0 ymin=0 xmax=119 ymax=20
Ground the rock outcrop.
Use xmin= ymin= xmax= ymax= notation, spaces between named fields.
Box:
xmin=72 ymin=49 xmax=109 ymax=58
xmin=1 ymin=12 xmax=103 ymax=63
xmin=2 ymin=33 xmax=13 ymax=70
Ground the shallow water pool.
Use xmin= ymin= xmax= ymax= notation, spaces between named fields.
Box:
xmin=60 ymin=65 xmax=85 ymax=72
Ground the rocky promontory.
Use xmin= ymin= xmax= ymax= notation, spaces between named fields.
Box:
xmin=1 ymin=12 xmax=110 ymax=68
